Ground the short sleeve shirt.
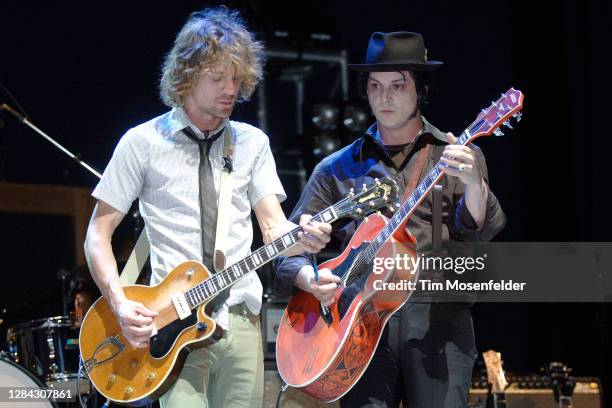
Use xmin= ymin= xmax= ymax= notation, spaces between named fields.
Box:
xmin=93 ymin=107 xmax=286 ymax=328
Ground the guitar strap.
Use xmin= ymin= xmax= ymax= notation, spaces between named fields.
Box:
xmin=401 ymin=135 xmax=433 ymax=202
xmin=119 ymin=125 xmax=235 ymax=286
xmin=396 ymin=135 xmax=432 ymax=236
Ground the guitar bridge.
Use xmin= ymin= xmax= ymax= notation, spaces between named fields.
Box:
xmin=83 ymin=336 xmax=126 ymax=372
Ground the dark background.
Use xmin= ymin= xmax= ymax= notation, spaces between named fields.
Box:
xmin=1 ymin=0 xmax=611 ymax=405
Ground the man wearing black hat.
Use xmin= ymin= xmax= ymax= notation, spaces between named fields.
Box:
xmin=274 ymin=31 xmax=506 ymax=407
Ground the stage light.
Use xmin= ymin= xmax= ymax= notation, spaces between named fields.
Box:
xmin=312 ymin=131 xmax=340 ymax=158
xmin=312 ymin=102 xmax=340 ymax=130
xmin=343 ymin=104 xmax=369 ymax=133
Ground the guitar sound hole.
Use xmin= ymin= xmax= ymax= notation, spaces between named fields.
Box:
xmin=149 ymin=310 xmax=198 ymax=359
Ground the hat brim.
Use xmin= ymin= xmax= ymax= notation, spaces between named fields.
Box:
xmin=348 ymin=61 xmax=443 ymax=72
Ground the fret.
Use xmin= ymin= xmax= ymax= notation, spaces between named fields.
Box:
xmin=265 ymin=244 xmax=276 ymax=258
xmin=191 ymin=288 xmax=201 ymax=305
xmin=320 ymin=207 xmax=335 ymax=222
xmin=252 ymin=252 xmax=262 ymax=265
xmin=185 ymin=291 xmax=194 ymax=309
xmin=206 ymin=279 xmax=216 ymax=294
xmin=232 ymin=265 xmax=241 ymax=279
xmin=217 ymin=272 xmax=227 ymax=287
xmin=273 ymin=239 xmax=285 ymax=254
xmin=244 ymin=257 xmax=255 ymax=272
xmin=238 ymin=262 xmax=248 ymax=276
xmin=187 ymin=288 xmax=196 ymax=306
xmin=260 ymin=248 xmax=271 ymax=263
xmin=199 ymin=283 xmax=208 ymax=298
xmin=282 ymin=233 xmax=295 ymax=247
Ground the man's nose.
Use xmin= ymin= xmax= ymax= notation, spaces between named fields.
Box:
xmin=382 ymin=86 xmax=392 ymax=103
xmin=223 ymin=78 xmax=238 ymax=96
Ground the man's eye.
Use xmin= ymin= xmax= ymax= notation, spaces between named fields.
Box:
xmin=393 ymin=84 xmax=404 ymax=91
xmin=369 ymin=82 xmax=380 ymax=89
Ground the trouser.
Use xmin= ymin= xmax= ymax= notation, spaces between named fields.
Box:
xmin=160 ymin=303 xmax=264 ymax=408
xmin=340 ymin=303 xmax=477 ymax=408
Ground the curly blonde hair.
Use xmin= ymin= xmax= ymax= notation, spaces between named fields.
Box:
xmin=160 ymin=7 xmax=264 ymax=107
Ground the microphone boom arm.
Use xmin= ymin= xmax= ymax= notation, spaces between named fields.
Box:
xmin=1 ymin=103 xmax=102 ymax=179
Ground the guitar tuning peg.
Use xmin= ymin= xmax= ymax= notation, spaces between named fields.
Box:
xmin=493 ymin=128 xmax=504 ymax=137
xmin=362 ymin=183 xmax=367 ymax=191
xmin=503 ymin=120 xmax=513 ymax=129
xmin=348 ymin=188 xmax=354 ymax=198
xmin=395 ymin=202 xmax=401 ymax=208
xmin=513 ymin=112 xmax=522 ymax=122
xmin=375 ymin=178 xmax=380 ymax=185
xmin=388 ymin=205 xmax=395 ymax=213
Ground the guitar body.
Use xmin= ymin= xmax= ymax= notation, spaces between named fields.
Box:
xmin=276 ymin=213 xmax=419 ymax=402
xmin=79 ymin=260 xmax=223 ymax=406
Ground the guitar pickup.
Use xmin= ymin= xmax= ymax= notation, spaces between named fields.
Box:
xmin=171 ymin=292 xmax=191 ymax=320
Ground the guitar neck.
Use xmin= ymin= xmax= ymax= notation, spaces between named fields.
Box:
xmin=184 ymin=205 xmax=340 ymax=309
xmin=361 ymin=130 xmax=472 ymax=262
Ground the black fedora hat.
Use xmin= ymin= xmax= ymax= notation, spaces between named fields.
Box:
xmin=349 ymin=31 xmax=443 ymax=72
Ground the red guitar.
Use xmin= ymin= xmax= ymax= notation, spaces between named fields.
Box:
xmin=275 ymin=88 xmax=524 ymax=402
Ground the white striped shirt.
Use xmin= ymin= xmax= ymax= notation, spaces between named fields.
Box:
xmin=93 ymin=107 xmax=286 ymax=328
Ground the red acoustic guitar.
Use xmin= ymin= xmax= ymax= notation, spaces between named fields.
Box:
xmin=276 ymin=88 xmax=524 ymax=402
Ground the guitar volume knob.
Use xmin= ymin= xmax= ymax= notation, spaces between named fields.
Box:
xmin=146 ymin=372 xmax=157 ymax=385
xmin=197 ymin=322 xmax=208 ymax=332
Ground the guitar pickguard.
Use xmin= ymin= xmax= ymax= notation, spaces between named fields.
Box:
xmin=149 ymin=309 xmax=198 ymax=359
xmin=335 ymin=244 xmax=371 ymax=321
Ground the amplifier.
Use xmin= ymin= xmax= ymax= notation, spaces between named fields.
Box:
xmin=469 ymin=379 xmax=602 ymax=408
xmin=261 ymin=300 xmax=288 ymax=360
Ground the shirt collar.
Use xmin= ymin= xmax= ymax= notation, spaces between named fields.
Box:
xmin=363 ymin=116 xmax=431 ymax=147
xmin=169 ymin=106 xmax=227 ymax=139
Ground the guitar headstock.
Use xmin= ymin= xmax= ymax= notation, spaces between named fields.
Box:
xmin=465 ymin=88 xmax=524 ymax=143
xmin=335 ymin=176 xmax=399 ymax=219
xmin=483 ymin=349 xmax=508 ymax=393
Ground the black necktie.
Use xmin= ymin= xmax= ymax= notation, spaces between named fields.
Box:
xmin=183 ymin=127 xmax=228 ymax=311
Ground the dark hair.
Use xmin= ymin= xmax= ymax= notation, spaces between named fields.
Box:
xmin=356 ymin=70 xmax=433 ymax=111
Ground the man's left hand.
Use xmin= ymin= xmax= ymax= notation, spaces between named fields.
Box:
xmin=440 ymin=132 xmax=483 ymax=188
xmin=296 ymin=214 xmax=332 ymax=254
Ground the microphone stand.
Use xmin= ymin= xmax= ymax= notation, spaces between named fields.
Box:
xmin=0 ymin=103 xmax=102 ymax=179
xmin=1 ymin=102 xmax=144 ymax=235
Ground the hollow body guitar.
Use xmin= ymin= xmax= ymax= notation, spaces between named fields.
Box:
xmin=276 ymin=88 xmax=524 ymax=402
xmin=79 ymin=178 xmax=398 ymax=406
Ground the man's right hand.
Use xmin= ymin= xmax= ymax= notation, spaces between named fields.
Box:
xmin=112 ymin=298 xmax=159 ymax=348
xmin=295 ymin=266 xmax=341 ymax=307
